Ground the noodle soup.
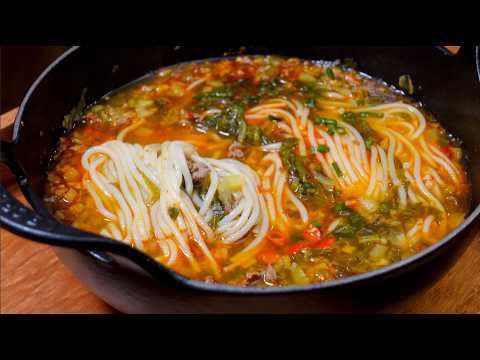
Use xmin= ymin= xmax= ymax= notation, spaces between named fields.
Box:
xmin=44 ymin=56 xmax=471 ymax=287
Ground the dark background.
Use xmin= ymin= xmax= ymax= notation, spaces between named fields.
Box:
xmin=1 ymin=46 xmax=67 ymax=113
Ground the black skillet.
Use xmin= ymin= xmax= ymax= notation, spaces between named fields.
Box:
xmin=1 ymin=46 xmax=479 ymax=313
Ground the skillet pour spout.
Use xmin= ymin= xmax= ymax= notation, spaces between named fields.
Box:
xmin=1 ymin=46 xmax=480 ymax=312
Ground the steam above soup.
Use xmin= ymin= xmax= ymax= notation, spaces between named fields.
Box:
xmin=44 ymin=56 xmax=470 ymax=287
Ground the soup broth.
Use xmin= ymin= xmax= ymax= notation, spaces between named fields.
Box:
xmin=44 ymin=56 xmax=471 ymax=287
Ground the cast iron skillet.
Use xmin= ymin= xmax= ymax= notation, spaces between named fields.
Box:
xmin=1 ymin=46 xmax=480 ymax=313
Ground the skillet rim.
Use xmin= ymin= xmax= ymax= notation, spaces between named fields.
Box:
xmin=10 ymin=45 xmax=480 ymax=295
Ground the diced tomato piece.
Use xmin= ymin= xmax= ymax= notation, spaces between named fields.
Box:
xmin=441 ymin=146 xmax=452 ymax=157
xmin=314 ymin=238 xmax=336 ymax=249
xmin=267 ymin=230 xmax=287 ymax=247
xmin=185 ymin=111 xmax=195 ymax=121
xmin=287 ymin=242 xmax=307 ymax=255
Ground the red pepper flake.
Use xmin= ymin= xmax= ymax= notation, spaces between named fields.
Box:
xmin=441 ymin=146 xmax=452 ymax=158
xmin=185 ymin=112 xmax=195 ymax=121
xmin=287 ymin=242 xmax=307 ymax=255
xmin=313 ymin=238 xmax=336 ymax=249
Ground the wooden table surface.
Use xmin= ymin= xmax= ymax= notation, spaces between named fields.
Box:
xmin=1 ymin=54 xmax=479 ymax=313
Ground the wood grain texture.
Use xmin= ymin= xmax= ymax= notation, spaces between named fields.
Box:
xmin=1 ymin=109 xmax=115 ymax=314
xmin=1 ymin=49 xmax=480 ymax=313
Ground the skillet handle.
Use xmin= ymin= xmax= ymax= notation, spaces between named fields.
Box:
xmin=0 ymin=138 xmax=173 ymax=283
xmin=0 ymin=178 xmax=171 ymax=281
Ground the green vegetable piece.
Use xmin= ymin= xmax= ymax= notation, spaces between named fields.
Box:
xmin=298 ymin=72 xmax=317 ymax=83
xmin=327 ymin=126 xmax=336 ymax=136
xmin=359 ymin=111 xmax=384 ymax=118
xmin=349 ymin=213 xmax=364 ymax=228
xmin=399 ymin=74 xmax=414 ymax=95
xmin=302 ymin=182 xmax=314 ymax=189
xmin=365 ymin=137 xmax=375 ymax=149
xmin=366 ymin=96 xmax=386 ymax=105
xmin=294 ymin=156 xmax=308 ymax=181
xmin=305 ymin=98 xmax=317 ymax=108
xmin=336 ymin=127 xmax=347 ymax=135
xmin=342 ymin=112 xmax=356 ymax=124
xmin=326 ymin=68 xmax=335 ymax=80
xmin=259 ymin=78 xmax=285 ymax=97
xmin=324 ymin=118 xmax=338 ymax=127
xmin=239 ymin=95 xmax=260 ymax=107
xmin=332 ymin=162 xmax=342 ymax=177
xmin=378 ymin=202 xmax=391 ymax=215
xmin=310 ymin=220 xmax=322 ymax=229
xmin=208 ymin=199 xmax=225 ymax=230
xmin=237 ymin=120 xmax=248 ymax=143
xmin=332 ymin=224 xmax=356 ymax=238
xmin=63 ymin=88 xmax=87 ymax=131
xmin=317 ymin=144 xmax=330 ymax=153
xmin=245 ymin=125 xmax=262 ymax=145
xmin=168 ymin=207 xmax=180 ymax=220
xmin=334 ymin=202 xmax=349 ymax=214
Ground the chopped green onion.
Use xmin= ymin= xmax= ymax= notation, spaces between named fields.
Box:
xmin=342 ymin=112 xmax=356 ymax=124
xmin=332 ymin=224 xmax=356 ymax=238
xmin=310 ymin=146 xmax=316 ymax=155
xmin=366 ymin=96 xmax=386 ymax=105
xmin=399 ymin=74 xmax=414 ymax=95
xmin=298 ymin=72 xmax=317 ymax=83
xmin=332 ymin=162 xmax=343 ymax=177
xmin=365 ymin=137 xmax=375 ymax=149
xmin=325 ymin=118 xmax=338 ymax=127
xmin=326 ymin=68 xmax=335 ymax=80
xmin=302 ymin=182 xmax=314 ymax=189
xmin=349 ymin=213 xmax=364 ymax=228
xmin=305 ymin=98 xmax=317 ymax=108
xmin=335 ymin=203 xmax=354 ymax=217
xmin=327 ymin=126 xmax=336 ymax=136
xmin=310 ymin=220 xmax=322 ymax=229
xmin=336 ymin=127 xmax=347 ymax=135
xmin=334 ymin=203 xmax=348 ymax=213
xmin=313 ymin=117 xmax=337 ymax=127
xmin=358 ymin=234 xmax=381 ymax=244
xmin=359 ymin=111 xmax=384 ymax=118
xmin=378 ymin=202 xmax=391 ymax=215
xmin=317 ymin=144 xmax=330 ymax=153
xmin=168 ymin=207 xmax=180 ymax=220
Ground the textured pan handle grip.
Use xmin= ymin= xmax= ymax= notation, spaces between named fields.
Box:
xmin=0 ymin=177 xmax=172 ymax=282
xmin=0 ymin=183 xmax=71 ymax=238
xmin=0 ymin=137 xmax=174 ymax=284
